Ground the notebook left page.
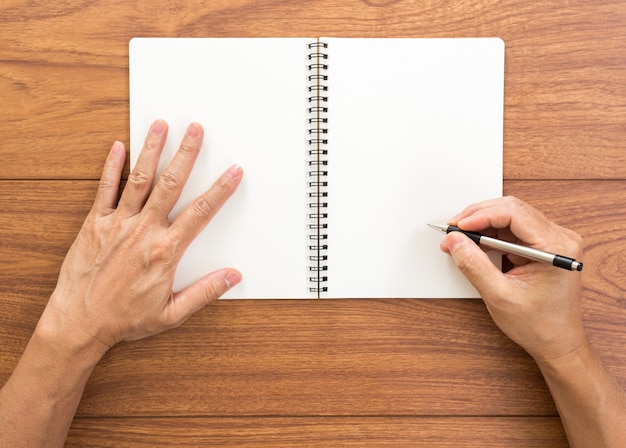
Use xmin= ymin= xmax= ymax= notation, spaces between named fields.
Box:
xmin=129 ymin=38 xmax=311 ymax=298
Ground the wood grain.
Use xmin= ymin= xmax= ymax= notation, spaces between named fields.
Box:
xmin=66 ymin=417 xmax=568 ymax=447
xmin=0 ymin=0 xmax=624 ymax=179
xmin=77 ymin=298 xmax=552 ymax=417
xmin=1 ymin=0 xmax=625 ymax=445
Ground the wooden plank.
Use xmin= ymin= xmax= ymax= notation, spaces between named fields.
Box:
xmin=66 ymin=416 xmax=568 ymax=447
xmin=0 ymin=62 xmax=127 ymax=179
xmin=0 ymin=0 xmax=624 ymax=179
xmin=1 ymin=180 xmax=624 ymax=419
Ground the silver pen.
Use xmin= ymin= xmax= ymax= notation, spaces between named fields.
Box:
xmin=428 ymin=224 xmax=583 ymax=271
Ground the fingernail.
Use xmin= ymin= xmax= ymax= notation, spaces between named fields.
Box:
xmin=186 ymin=123 xmax=201 ymax=138
xmin=111 ymin=140 xmax=124 ymax=154
xmin=224 ymin=270 xmax=242 ymax=288
xmin=151 ymin=119 xmax=165 ymax=135
xmin=228 ymin=164 xmax=243 ymax=180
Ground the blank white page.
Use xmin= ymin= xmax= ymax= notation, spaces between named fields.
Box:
xmin=323 ymin=38 xmax=504 ymax=298
xmin=130 ymin=38 xmax=311 ymax=298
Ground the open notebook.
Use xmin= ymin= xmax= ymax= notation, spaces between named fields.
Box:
xmin=129 ymin=37 xmax=504 ymax=299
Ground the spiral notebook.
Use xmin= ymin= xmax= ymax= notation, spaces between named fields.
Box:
xmin=129 ymin=37 xmax=504 ymax=299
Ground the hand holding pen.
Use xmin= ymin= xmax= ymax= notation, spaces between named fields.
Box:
xmin=428 ymin=224 xmax=582 ymax=271
xmin=437 ymin=196 xmax=626 ymax=447
xmin=434 ymin=196 xmax=586 ymax=363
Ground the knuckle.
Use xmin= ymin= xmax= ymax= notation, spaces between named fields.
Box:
xmin=97 ymin=176 xmax=118 ymax=195
xmin=158 ymin=170 xmax=180 ymax=191
xmin=503 ymin=195 xmax=522 ymax=210
xmin=150 ymin=234 xmax=179 ymax=262
xmin=128 ymin=219 xmax=179 ymax=266
xmin=191 ymin=196 xmax=216 ymax=220
xmin=178 ymin=141 xmax=196 ymax=156
xmin=127 ymin=169 xmax=151 ymax=188
xmin=98 ymin=176 xmax=115 ymax=189
xmin=203 ymin=279 xmax=226 ymax=304
xmin=131 ymin=220 xmax=152 ymax=241
xmin=191 ymin=177 xmax=234 ymax=220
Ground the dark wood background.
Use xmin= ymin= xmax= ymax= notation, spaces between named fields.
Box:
xmin=1 ymin=0 xmax=624 ymax=446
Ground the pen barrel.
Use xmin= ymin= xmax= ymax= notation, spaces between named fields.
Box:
xmin=479 ymin=236 xmax=557 ymax=264
xmin=479 ymin=236 xmax=582 ymax=271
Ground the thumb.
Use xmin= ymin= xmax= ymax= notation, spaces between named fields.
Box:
xmin=172 ymin=268 xmax=242 ymax=322
xmin=445 ymin=232 xmax=504 ymax=299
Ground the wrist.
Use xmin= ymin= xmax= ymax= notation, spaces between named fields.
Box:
xmin=0 ymin=298 xmax=110 ymax=447
xmin=523 ymin=315 xmax=588 ymax=364
xmin=34 ymin=300 xmax=110 ymax=370
xmin=533 ymin=338 xmax=593 ymax=375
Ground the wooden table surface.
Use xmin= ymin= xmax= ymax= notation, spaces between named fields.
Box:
xmin=1 ymin=0 xmax=625 ymax=446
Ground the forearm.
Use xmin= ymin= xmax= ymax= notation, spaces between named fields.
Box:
xmin=537 ymin=341 xmax=626 ymax=448
xmin=0 ymin=307 xmax=107 ymax=447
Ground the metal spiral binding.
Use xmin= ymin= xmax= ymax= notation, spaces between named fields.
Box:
xmin=307 ymin=40 xmax=329 ymax=296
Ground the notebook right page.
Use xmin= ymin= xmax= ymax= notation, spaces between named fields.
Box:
xmin=323 ymin=38 xmax=504 ymax=298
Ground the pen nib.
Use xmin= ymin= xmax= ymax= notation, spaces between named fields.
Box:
xmin=427 ymin=223 xmax=448 ymax=234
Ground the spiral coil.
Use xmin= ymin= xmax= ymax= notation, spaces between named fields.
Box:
xmin=307 ymin=40 xmax=329 ymax=295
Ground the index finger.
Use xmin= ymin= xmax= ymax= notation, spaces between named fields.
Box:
xmin=168 ymin=164 xmax=244 ymax=254
xmin=452 ymin=196 xmax=582 ymax=256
